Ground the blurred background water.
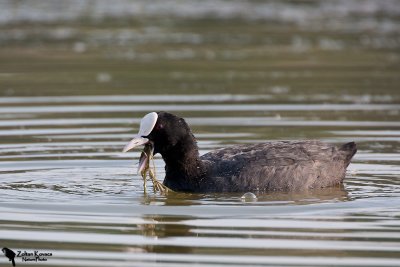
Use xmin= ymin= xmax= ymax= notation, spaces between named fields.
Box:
xmin=0 ymin=0 xmax=400 ymax=266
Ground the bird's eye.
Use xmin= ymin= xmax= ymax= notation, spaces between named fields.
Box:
xmin=154 ymin=123 xmax=163 ymax=130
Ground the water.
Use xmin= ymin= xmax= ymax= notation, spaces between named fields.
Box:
xmin=1 ymin=1 xmax=400 ymax=266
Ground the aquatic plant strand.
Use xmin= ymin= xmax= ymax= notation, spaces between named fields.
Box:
xmin=139 ymin=146 xmax=170 ymax=194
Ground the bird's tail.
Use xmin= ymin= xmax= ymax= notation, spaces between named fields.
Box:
xmin=340 ymin=142 xmax=357 ymax=167
xmin=11 ymin=258 xmax=15 ymax=267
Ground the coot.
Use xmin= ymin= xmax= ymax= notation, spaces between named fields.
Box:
xmin=123 ymin=112 xmax=357 ymax=193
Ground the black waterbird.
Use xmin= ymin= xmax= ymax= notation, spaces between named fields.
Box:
xmin=123 ymin=112 xmax=357 ymax=193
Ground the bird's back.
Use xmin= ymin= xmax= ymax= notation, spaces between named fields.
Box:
xmin=199 ymin=140 xmax=356 ymax=192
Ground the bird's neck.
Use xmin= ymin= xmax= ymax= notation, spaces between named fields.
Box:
xmin=160 ymin=135 xmax=205 ymax=192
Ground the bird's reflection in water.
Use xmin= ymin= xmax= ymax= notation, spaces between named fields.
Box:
xmin=137 ymin=215 xmax=193 ymax=254
xmin=255 ymin=184 xmax=350 ymax=204
xmin=126 ymin=184 xmax=349 ymax=254
xmin=139 ymin=183 xmax=349 ymax=206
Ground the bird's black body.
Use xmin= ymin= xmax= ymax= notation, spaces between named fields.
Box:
xmin=144 ymin=112 xmax=357 ymax=193
xmin=2 ymin=247 xmax=16 ymax=267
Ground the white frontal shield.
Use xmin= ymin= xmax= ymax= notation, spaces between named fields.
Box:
xmin=122 ymin=112 xmax=158 ymax=152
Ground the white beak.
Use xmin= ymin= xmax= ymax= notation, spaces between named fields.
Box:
xmin=122 ymin=112 xmax=158 ymax=152
xmin=122 ymin=135 xmax=149 ymax=152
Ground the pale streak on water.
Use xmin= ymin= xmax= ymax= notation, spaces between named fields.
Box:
xmin=1 ymin=0 xmax=400 ymax=266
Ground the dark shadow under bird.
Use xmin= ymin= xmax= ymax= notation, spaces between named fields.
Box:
xmin=123 ymin=112 xmax=357 ymax=193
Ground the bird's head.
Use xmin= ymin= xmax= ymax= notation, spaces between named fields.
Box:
xmin=122 ymin=111 xmax=192 ymax=156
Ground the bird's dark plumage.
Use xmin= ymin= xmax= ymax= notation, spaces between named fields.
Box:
xmin=136 ymin=112 xmax=357 ymax=193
